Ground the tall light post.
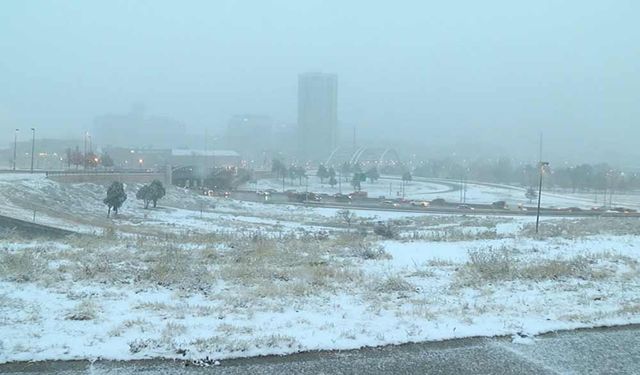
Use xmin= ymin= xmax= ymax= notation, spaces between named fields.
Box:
xmin=83 ymin=132 xmax=88 ymax=170
xmin=30 ymin=128 xmax=35 ymax=173
xmin=535 ymin=161 xmax=549 ymax=234
xmin=13 ymin=128 xmax=19 ymax=171
xmin=305 ymin=175 xmax=309 ymax=201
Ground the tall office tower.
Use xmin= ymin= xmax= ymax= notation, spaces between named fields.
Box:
xmin=297 ymin=72 xmax=338 ymax=161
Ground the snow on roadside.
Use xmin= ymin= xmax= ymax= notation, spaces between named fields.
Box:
xmin=1 ymin=230 xmax=639 ymax=364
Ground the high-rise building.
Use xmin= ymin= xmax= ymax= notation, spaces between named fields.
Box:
xmin=297 ymin=72 xmax=338 ymax=161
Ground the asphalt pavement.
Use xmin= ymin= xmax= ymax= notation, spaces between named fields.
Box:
xmin=230 ymin=190 xmax=640 ymax=218
xmin=2 ymin=325 xmax=639 ymax=374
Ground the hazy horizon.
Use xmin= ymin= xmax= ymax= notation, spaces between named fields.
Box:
xmin=1 ymin=1 xmax=638 ymax=165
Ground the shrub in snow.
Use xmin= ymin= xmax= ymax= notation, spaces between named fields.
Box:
xmin=350 ymin=241 xmax=391 ymax=260
xmin=457 ymin=246 xmax=620 ymax=286
xmin=374 ymin=222 xmax=398 ymax=239
xmin=336 ymin=209 xmax=357 ymax=228
xmin=375 ymin=275 xmax=416 ymax=293
xmin=465 ymin=246 xmax=515 ymax=282
xmin=65 ymin=299 xmax=100 ymax=321
xmin=0 ymin=249 xmax=46 ymax=282
xmin=518 ymin=257 xmax=607 ymax=281
xmin=521 ymin=217 xmax=640 ymax=238
xmin=144 ymin=245 xmax=213 ymax=291
xmin=129 ymin=338 xmax=154 ymax=354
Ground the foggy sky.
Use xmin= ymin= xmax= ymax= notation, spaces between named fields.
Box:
xmin=1 ymin=1 xmax=638 ymax=165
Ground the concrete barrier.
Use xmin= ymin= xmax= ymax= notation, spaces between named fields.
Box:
xmin=47 ymin=172 xmax=169 ymax=185
xmin=0 ymin=214 xmax=75 ymax=238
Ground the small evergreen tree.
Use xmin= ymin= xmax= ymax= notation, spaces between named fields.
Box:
xmin=101 ymin=153 xmax=114 ymax=168
xmin=294 ymin=166 xmax=306 ymax=185
xmin=328 ymin=167 xmax=336 ymax=179
xmin=402 ymin=171 xmax=413 ymax=182
xmin=136 ymin=180 xmax=166 ymax=209
xmin=351 ymin=174 xmax=362 ymax=191
xmin=317 ymin=164 xmax=328 ymax=183
xmin=148 ymin=180 xmax=166 ymax=208
xmin=136 ymin=185 xmax=151 ymax=209
xmin=525 ymin=187 xmax=538 ymax=202
xmin=329 ymin=175 xmax=337 ymax=188
xmin=366 ymin=167 xmax=380 ymax=182
xmin=340 ymin=162 xmax=351 ymax=181
xmin=70 ymin=146 xmax=83 ymax=170
xmin=104 ymin=181 xmax=127 ymax=217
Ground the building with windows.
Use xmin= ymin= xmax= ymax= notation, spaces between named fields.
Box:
xmin=297 ymin=72 xmax=338 ymax=161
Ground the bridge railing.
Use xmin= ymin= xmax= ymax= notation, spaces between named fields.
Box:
xmin=45 ymin=168 xmax=165 ymax=177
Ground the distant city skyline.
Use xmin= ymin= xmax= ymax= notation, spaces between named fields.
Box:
xmin=1 ymin=1 xmax=638 ymax=165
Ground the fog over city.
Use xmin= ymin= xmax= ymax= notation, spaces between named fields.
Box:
xmin=1 ymin=1 xmax=638 ymax=165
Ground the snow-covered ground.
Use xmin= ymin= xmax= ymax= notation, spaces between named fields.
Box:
xmin=1 ymin=174 xmax=639 ymax=364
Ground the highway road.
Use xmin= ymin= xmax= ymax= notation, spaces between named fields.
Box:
xmin=229 ymin=190 xmax=640 ymax=218
xmin=2 ymin=325 xmax=638 ymax=374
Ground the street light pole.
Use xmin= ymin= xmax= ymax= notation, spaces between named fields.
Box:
xmin=13 ymin=129 xmax=19 ymax=171
xmin=83 ymin=132 xmax=88 ymax=170
xmin=30 ymin=128 xmax=35 ymax=173
xmin=535 ymin=161 xmax=549 ymax=234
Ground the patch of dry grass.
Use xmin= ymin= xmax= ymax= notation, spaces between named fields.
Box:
xmin=522 ymin=217 xmax=640 ymax=238
xmin=0 ymin=248 xmax=47 ymax=282
xmin=65 ymin=299 xmax=100 ymax=321
xmin=375 ymin=275 xmax=416 ymax=293
xmin=456 ymin=246 xmax=626 ymax=287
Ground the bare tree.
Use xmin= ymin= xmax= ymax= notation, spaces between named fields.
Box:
xmin=336 ymin=209 xmax=356 ymax=228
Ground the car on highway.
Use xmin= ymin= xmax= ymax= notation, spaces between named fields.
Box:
xmin=457 ymin=204 xmax=474 ymax=210
xmin=411 ymin=201 xmax=429 ymax=207
xmin=491 ymin=201 xmax=507 ymax=209
xmin=351 ymin=191 xmax=368 ymax=199
xmin=334 ymin=193 xmax=352 ymax=203
xmin=382 ymin=200 xmax=400 ymax=207
xmin=205 ymin=190 xmax=230 ymax=197
xmin=307 ymin=192 xmax=322 ymax=201
xmin=612 ymin=207 xmax=638 ymax=214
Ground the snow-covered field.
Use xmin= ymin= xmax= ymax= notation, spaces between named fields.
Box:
xmin=1 ymin=173 xmax=639 ymax=364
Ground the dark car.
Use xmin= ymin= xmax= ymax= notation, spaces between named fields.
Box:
xmin=335 ymin=194 xmax=352 ymax=203
xmin=491 ymin=201 xmax=507 ymax=209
